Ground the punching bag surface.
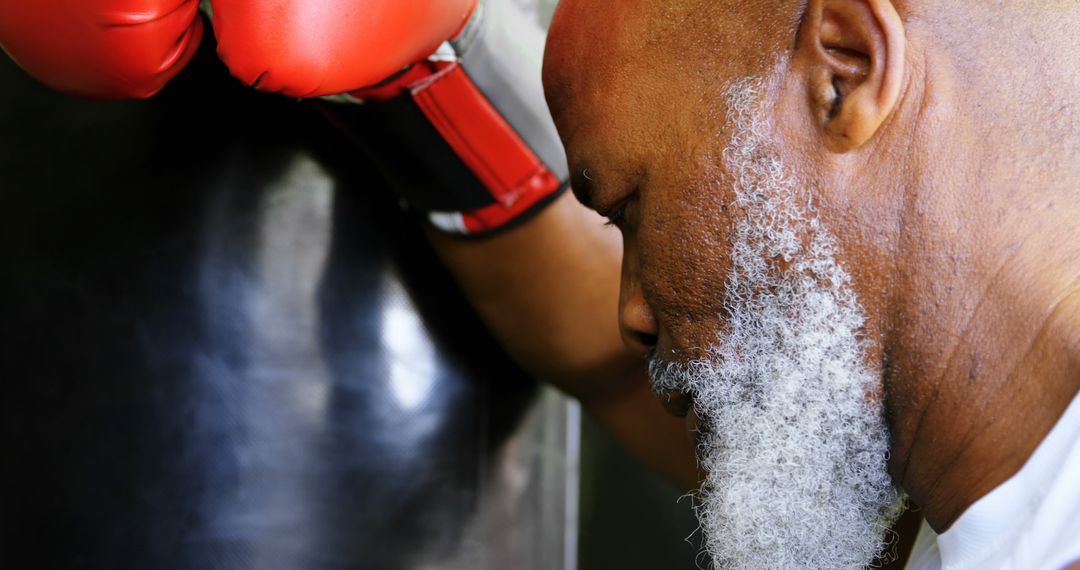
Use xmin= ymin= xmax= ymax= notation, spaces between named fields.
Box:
xmin=0 ymin=34 xmax=577 ymax=570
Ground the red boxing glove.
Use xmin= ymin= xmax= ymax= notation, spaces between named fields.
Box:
xmin=211 ymin=0 xmax=478 ymax=97
xmin=211 ymin=0 xmax=567 ymax=236
xmin=0 ymin=0 xmax=204 ymax=99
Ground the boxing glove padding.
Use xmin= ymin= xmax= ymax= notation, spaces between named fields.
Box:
xmin=0 ymin=0 xmax=204 ymax=99
xmin=338 ymin=0 xmax=569 ymax=236
xmin=211 ymin=0 xmax=478 ymax=97
xmin=208 ymin=0 xmax=566 ymax=236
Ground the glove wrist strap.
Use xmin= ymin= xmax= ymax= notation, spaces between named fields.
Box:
xmin=334 ymin=0 xmax=568 ymax=237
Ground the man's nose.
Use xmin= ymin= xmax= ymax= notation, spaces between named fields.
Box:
xmin=619 ymin=286 xmax=658 ymax=353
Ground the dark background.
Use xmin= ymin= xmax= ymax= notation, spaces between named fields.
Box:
xmin=0 ymin=31 xmax=699 ymax=570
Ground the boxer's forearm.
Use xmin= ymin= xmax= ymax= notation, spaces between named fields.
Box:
xmin=426 ymin=192 xmax=699 ymax=489
xmin=426 ymin=193 xmax=626 ymax=397
xmin=584 ymin=369 xmax=702 ymax=490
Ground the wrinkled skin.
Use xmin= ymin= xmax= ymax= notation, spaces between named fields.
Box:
xmin=544 ymin=0 xmax=1080 ymax=545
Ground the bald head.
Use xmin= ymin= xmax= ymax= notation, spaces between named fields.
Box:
xmin=543 ymin=0 xmax=802 ymax=102
xmin=543 ymin=0 xmax=806 ymax=224
xmin=542 ymin=0 xmax=1080 ymax=565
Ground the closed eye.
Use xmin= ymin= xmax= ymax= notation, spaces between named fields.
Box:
xmin=603 ymin=201 xmax=628 ymax=227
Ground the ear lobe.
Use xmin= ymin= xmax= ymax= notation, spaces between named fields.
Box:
xmin=799 ymin=0 xmax=906 ymax=152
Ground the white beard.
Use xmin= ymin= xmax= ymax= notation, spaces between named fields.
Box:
xmin=649 ymin=75 xmax=905 ymax=569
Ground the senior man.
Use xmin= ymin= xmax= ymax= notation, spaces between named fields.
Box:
xmin=3 ymin=0 xmax=1077 ymax=567
xmin=441 ymin=0 xmax=1079 ymax=568
xmin=388 ymin=0 xmax=1080 ymax=567
xmin=529 ymin=0 xmax=1080 ymax=567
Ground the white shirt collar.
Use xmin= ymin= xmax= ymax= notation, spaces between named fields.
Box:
xmin=911 ymin=391 xmax=1080 ymax=569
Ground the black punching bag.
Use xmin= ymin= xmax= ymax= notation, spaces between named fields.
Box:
xmin=0 ymin=25 xmax=579 ymax=570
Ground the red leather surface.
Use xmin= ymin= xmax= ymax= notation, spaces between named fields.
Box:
xmin=0 ymin=0 xmax=203 ymax=99
xmin=411 ymin=62 xmax=561 ymax=232
xmin=460 ymin=168 xmax=561 ymax=234
xmin=211 ymin=0 xmax=478 ymax=97
xmin=351 ymin=57 xmax=563 ymax=234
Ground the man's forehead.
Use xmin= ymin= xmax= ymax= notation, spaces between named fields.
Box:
xmin=543 ymin=0 xmax=803 ymax=211
xmin=543 ymin=1 xmax=646 ymax=114
xmin=544 ymin=0 xmax=800 ymax=117
xmin=545 ymin=0 xmax=698 ymax=83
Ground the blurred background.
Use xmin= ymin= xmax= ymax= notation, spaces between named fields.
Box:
xmin=0 ymin=1 xmax=700 ymax=568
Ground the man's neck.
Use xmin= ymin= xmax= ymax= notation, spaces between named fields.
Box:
xmin=883 ymin=17 xmax=1080 ymax=530
xmin=895 ymin=260 xmax=1080 ymax=532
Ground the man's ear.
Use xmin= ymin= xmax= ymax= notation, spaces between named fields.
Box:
xmin=798 ymin=0 xmax=905 ymax=152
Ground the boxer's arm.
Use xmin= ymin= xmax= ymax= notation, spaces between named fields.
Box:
xmin=427 ymin=192 xmax=700 ymax=490
xmin=209 ymin=0 xmax=698 ymax=487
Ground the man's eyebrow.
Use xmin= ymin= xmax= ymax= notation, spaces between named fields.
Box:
xmin=569 ymin=166 xmax=596 ymax=210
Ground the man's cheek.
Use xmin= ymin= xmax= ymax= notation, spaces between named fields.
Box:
xmin=642 ymin=228 xmax=731 ymax=321
xmin=640 ymin=286 xmax=730 ymax=361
